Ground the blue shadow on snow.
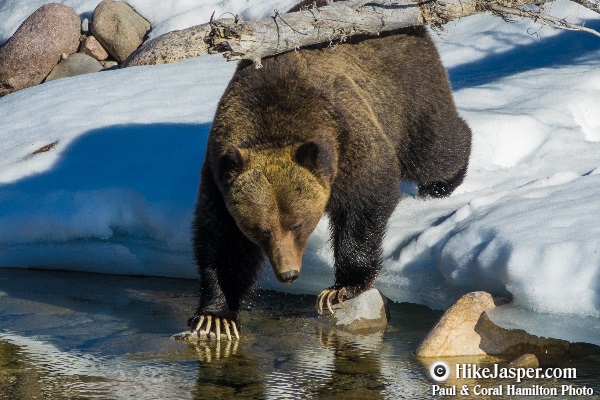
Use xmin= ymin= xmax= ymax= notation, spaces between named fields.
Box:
xmin=0 ymin=123 xmax=211 ymax=206
xmin=447 ymin=19 xmax=600 ymax=90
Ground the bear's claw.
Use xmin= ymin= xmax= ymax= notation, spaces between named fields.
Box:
xmin=192 ymin=314 xmax=239 ymax=341
xmin=316 ymin=287 xmax=347 ymax=315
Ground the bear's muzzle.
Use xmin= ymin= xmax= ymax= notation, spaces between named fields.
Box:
xmin=267 ymin=231 xmax=304 ymax=284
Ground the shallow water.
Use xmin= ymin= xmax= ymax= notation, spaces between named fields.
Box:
xmin=0 ymin=268 xmax=598 ymax=399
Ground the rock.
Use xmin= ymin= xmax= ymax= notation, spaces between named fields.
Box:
xmin=91 ymin=0 xmax=151 ymax=63
xmin=0 ymin=3 xmax=81 ymax=96
xmin=316 ymin=288 xmax=389 ymax=333
xmin=102 ymin=60 xmax=119 ymax=69
xmin=45 ymin=53 xmax=103 ymax=82
xmin=415 ymin=291 xmax=573 ymax=363
xmin=416 ymin=291 xmax=496 ymax=358
xmin=122 ymin=23 xmax=210 ymax=67
xmin=79 ymin=36 xmax=109 ymax=61
xmin=81 ymin=18 xmax=90 ymax=33
xmin=508 ymin=353 xmax=539 ymax=369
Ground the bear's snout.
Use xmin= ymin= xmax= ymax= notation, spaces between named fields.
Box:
xmin=266 ymin=230 xmax=304 ymax=285
xmin=277 ymin=269 xmax=300 ymax=284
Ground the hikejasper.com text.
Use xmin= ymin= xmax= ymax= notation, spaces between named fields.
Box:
xmin=455 ymin=363 xmax=577 ymax=383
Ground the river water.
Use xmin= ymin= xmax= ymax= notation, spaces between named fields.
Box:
xmin=0 ymin=268 xmax=598 ymax=399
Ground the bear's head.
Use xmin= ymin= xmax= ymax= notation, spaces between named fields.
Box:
xmin=218 ymin=138 xmax=336 ymax=284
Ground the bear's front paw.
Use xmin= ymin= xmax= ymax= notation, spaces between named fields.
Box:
xmin=188 ymin=313 xmax=239 ymax=341
xmin=316 ymin=286 xmax=353 ymax=315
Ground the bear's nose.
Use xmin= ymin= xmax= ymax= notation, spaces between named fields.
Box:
xmin=277 ymin=269 xmax=299 ymax=283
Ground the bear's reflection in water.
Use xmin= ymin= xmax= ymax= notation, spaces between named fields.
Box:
xmin=190 ymin=290 xmax=440 ymax=399
xmin=192 ymin=323 xmax=389 ymax=399
xmin=193 ymin=341 xmax=265 ymax=399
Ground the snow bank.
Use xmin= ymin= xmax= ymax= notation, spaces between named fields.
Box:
xmin=0 ymin=55 xmax=237 ymax=277
xmin=1 ymin=0 xmax=600 ymax=341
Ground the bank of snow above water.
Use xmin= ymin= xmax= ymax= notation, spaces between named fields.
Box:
xmin=1 ymin=0 xmax=600 ymax=332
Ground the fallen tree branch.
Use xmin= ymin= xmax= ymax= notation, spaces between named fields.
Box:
xmin=123 ymin=0 xmax=600 ymax=68
xmin=206 ymin=0 xmax=422 ymax=65
xmin=122 ymin=24 xmax=211 ymax=67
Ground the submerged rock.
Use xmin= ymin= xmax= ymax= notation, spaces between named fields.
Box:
xmin=0 ymin=3 xmax=80 ymax=96
xmin=91 ymin=0 xmax=151 ymax=63
xmin=316 ymin=288 xmax=389 ymax=333
xmin=508 ymin=353 xmax=539 ymax=368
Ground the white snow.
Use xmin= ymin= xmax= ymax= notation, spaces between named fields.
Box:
xmin=1 ymin=0 xmax=600 ymax=343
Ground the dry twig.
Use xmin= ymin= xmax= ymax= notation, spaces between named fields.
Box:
xmin=489 ymin=3 xmax=600 ymax=38
xmin=570 ymin=0 xmax=600 ymax=14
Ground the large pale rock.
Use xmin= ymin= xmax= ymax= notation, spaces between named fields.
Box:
xmin=416 ymin=291 xmax=496 ymax=357
xmin=316 ymin=288 xmax=389 ymax=333
xmin=123 ymin=24 xmax=210 ymax=67
xmin=91 ymin=0 xmax=151 ymax=63
xmin=0 ymin=3 xmax=81 ymax=96
xmin=415 ymin=291 xmax=573 ymax=363
xmin=79 ymin=36 xmax=109 ymax=61
xmin=45 ymin=53 xmax=103 ymax=82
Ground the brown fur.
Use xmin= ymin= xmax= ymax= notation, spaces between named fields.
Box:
xmin=188 ymin=26 xmax=471 ymax=332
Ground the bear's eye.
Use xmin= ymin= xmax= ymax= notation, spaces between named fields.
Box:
xmin=291 ymin=224 xmax=302 ymax=232
xmin=255 ymin=229 xmax=271 ymax=240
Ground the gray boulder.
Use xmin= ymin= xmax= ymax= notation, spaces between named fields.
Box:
xmin=91 ymin=0 xmax=151 ymax=63
xmin=45 ymin=53 xmax=103 ymax=82
xmin=316 ymin=288 xmax=389 ymax=333
xmin=0 ymin=3 xmax=81 ymax=96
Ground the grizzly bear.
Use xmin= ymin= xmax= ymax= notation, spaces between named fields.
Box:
xmin=188 ymin=25 xmax=471 ymax=340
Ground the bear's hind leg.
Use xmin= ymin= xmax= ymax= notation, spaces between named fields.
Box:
xmin=418 ymin=163 xmax=467 ymax=198
xmin=412 ymin=114 xmax=471 ymax=199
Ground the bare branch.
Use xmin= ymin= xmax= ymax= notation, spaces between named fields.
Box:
xmin=570 ymin=0 xmax=600 ymax=14
xmin=490 ymin=3 xmax=600 ymax=38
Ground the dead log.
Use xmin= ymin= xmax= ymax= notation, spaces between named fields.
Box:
xmin=123 ymin=0 xmax=600 ymax=68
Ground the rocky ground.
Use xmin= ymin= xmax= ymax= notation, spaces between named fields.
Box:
xmin=0 ymin=0 xmax=150 ymax=96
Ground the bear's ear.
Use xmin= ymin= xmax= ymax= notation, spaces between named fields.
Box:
xmin=293 ymin=138 xmax=336 ymax=182
xmin=219 ymin=146 xmax=247 ymax=183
